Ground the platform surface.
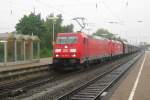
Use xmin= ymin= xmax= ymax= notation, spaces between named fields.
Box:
xmin=110 ymin=51 xmax=150 ymax=100
xmin=0 ymin=57 xmax=52 ymax=72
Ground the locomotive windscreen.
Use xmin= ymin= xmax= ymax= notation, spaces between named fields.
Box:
xmin=56 ymin=36 xmax=77 ymax=44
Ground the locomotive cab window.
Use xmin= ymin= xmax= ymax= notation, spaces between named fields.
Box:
xmin=56 ymin=36 xmax=77 ymax=44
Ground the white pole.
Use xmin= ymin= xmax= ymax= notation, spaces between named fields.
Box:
xmin=52 ymin=20 xmax=55 ymax=56
xmin=53 ymin=21 xmax=55 ymax=44
xmin=4 ymin=42 xmax=7 ymax=65
xmin=31 ymin=41 xmax=33 ymax=60
xmin=37 ymin=42 xmax=40 ymax=60
xmin=24 ymin=41 xmax=26 ymax=61
xmin=48 ymin=17 xmax=58 ymax=56
xmin=14 ymin=40 xmax=17 ymax=62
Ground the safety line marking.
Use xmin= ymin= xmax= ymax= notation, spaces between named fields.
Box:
xmin=128 ymin=53 xmax=146 ymax=100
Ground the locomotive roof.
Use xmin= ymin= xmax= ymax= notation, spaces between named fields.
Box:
xmin=57 ymin=32 xmax=87 ymax=37
xmin=92 ymin=35 xmax=109 ymax=41
xmin=111 ymin=39 xmax=122 ymax=44
xmin=57 ymin=33 xmax=122 ymax=43
xmin=57 ymin=32 xmax=80 ymax=35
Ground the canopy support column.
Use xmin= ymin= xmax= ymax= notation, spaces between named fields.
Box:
xmin=37 ymin=42 xmax=40 ymax=59
xmin=23 ymin=41 xmax=26 ymax=61
xmin=4 ymin=42 xmax=7 ymax=65
xmin=31 ymin=42 xmax=33 ymax=60
xmin=14 ymin=40 xmax=17 ymax=62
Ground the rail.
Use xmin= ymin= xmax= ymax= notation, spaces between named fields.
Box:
xmin=58 ymin=52 xmax=142 ymax=100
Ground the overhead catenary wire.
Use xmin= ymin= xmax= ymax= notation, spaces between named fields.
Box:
xmin=100 ymin=0 xmax=124 ymax=25
xmin=35 ymin=0 xmax=73 ymax=17
xmin=9 ymin=0 xmax=13 ymax=15
xmin=73 ymin=17 xmax=87 ymax=31
xmin=7 ymin=0 xmax=129 ymax=33
xmin=35 ymin=0 xmax=94 ymax=32
xmin=35 ymin=0 xmax=79 ymax=27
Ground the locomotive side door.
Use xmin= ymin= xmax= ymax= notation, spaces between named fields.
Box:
xmin=83 ymin=37 xmax=89 ymax=60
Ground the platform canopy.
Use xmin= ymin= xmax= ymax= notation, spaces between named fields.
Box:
xmin=0 ymin=33 xmax=40 ymax=66
xmin=0 ymin=33 xmax=40 ymax=41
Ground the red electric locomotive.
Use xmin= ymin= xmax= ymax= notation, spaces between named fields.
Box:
xmin=53 ymin=32 xmax=123 ymax=70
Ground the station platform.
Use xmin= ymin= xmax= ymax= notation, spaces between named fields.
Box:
xmin=0 ymin=57 xmax=52 ymax=72
xmin=110 ymin=51 xmax=150 ymax=100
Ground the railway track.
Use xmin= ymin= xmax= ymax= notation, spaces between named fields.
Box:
xmin=58 ymin=53 xmax=142 ymax=100
xmin=0 ymin=64 xmax=51 ymax=82
xmin=0 ymin=52 xmax=141 ymax=99
xmin=0 ymin=64 xmax=83 ymax=98
xmin=18 ymin=52 xmax=141 ymax=100
xmin=0 ymin=64 xmax=53 ymax=98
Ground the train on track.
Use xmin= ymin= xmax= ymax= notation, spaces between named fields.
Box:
xmin=52 ymin=32 xmax=139 ymax=70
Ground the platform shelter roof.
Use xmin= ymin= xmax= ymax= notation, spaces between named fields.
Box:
xmin=0 ymin=33 xmax=40 ymax=42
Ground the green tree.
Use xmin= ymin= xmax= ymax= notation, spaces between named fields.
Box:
xmin=15 ymin=13 xmax=74 ymax=57
xmin=93 ymin=28 xmax=115 ymax=39
xmin=94 ymin=28 xmax=127 ymax=42
xmin=15 ymin=13 xmax=46 ymax=36
xmin=61 ymin=24 xmax=74 ymax=33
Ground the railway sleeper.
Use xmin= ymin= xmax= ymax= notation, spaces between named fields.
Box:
xmin=71 ymin=95 xmax=95 ymax=100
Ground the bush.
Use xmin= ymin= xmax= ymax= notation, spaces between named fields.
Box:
xmin=40 ymin=48 xmax=52 ymax=58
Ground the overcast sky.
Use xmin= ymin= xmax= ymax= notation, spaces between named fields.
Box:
xmin=0 ymin=0 xmax=149 ymax=44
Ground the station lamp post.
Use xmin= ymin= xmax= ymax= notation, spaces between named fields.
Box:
xmin=48 ymin=16 xmax=58 ymax=54
xmin=136 ymin=20 xmax=144 ymax=45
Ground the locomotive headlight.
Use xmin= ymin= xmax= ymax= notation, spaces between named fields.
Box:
xmin=55 ymin=54 xmax=59 ymax=57
xmin=55 ymin=49 xmax=61 ymax=52
xmin=72 ymin=54 xmax=76 ymax=57
xmin=70 ymin=49 xmax=77 ymax=52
